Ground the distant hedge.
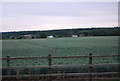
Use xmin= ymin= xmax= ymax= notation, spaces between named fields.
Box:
xmin=2 ymin=27 xmax=120 ymax=39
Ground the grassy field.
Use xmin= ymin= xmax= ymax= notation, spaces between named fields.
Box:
xmin=2 ymin=36 xmax=119 ymax=66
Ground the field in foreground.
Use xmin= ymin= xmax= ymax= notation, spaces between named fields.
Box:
xmin=2 ymin=36 xmax=119 ymax=66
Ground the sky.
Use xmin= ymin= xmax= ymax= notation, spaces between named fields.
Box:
xmin=1 ymin=2 xmax=118 ymax=32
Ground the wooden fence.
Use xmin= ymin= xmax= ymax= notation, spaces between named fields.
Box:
xmin=2 ymin=53 xmax=120 ymax=81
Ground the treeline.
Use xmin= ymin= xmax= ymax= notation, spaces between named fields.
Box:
xmin=2 ymin=27 xmax=120 ymax=39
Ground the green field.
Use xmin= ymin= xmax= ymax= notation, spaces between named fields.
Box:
xmin=2 ymin=36 xmax=119 ymax=66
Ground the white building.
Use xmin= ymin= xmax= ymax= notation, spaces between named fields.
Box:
xmin=47 ymin=35 xmax=54 ymax=38
xmin=72 ymin=35 xmax=78 ymax=37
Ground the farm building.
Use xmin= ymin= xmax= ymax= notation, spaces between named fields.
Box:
xmin=9 ymin=34 xmax=36 ymax=39
xmin=9 ymin=36 xmax=16 ymax=39
xmin=47 ymin=35 xmax=54 ymax=38
xmin=24 ymin=34 xmax=32 ymax=39
xmin=24 ymin=34 xmax=36 ymax=39
xmin=78 ymin=34 xmax=85 ymax=37
xmin=72 ymin=35 xmax=78 ymax=37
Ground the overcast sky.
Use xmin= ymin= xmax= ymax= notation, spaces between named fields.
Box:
xmin=2 ymin=2 xmax=118 ymax=32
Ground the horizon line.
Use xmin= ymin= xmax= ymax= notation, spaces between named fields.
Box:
xmin=1 ymin=26 xmax=119 ymax=33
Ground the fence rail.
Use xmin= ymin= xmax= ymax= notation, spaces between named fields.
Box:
xmin=2 ymin=53 xmax=120 ymax=81
xmin=2 ymin=72 xmax=119 ymax=77
xmin=2 ymin=54 xmax=120 ymax=60
xmin=2 ymin=78 xmax=120 ymax=81
xmin=2 ymin=63 xmax=120 ymax=69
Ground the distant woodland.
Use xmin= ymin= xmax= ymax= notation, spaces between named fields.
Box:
xmin=1 ymin=27 xmax=120 ymax=39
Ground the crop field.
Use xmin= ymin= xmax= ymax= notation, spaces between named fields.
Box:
xmin=2 ymin=36 xmax=119 ymax=66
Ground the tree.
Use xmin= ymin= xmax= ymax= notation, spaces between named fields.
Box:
xmin=40 ymin=33 xmax=47 ymax=38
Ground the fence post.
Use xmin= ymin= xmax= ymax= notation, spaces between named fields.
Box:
xmin=7 ymin=55 xmax=11 ymax=77
xmin=29 ymin=68 xmax=31 ymax=79
xmin=16 ymin=69 xmax=20 ymax=79
xmin=89 ymin=53 xmax=92 ymax=81
xmin=48 ymin=54 xmax=52 ymax=81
